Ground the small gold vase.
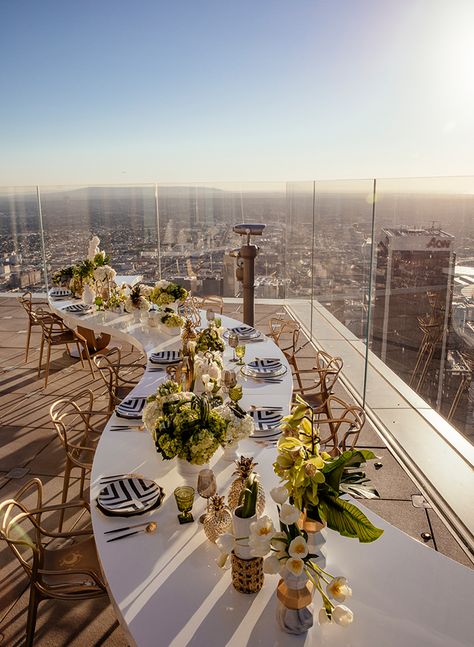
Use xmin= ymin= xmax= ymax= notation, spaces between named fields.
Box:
xmin=231 ymin=552 xmax=264 ymax=594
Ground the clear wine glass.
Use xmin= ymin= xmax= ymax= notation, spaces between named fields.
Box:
xmin=197 ymin=469 xmax=217 ymax=523
xmin=228 ymin=332 xmax=239 ymax=362
xmin=235 ymin=343 xmax=246 ymax=366
xmin=206 ymin=308 xmax=215 ymax=324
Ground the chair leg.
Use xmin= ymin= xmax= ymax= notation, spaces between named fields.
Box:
xmin=59 ymin=461 xmax=72 ymax=532
xmin=37 ymin=334 xmax=45 ymax=378
xmin=75 ymin=342 xmax=85 ymax=368
xmin=25 ymin=585 xmax=40 ymax=647
xmin=82 ymin=343 xmax=95 ymax=378
xmin=25 ymin=320 xmax=32 ymax=362
xmin=79 ymin=467 xmax=86 ymax=498
xmin=44 ymin=342 xmax=52 ymax=388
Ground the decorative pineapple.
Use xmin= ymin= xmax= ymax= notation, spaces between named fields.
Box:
xmin=181 ymin=319 xmax=197 ymax=355
xmin=203 ymin=495 xmax=232 ymax=543
xmin=228 ymin=456 xmax=265 ymax=516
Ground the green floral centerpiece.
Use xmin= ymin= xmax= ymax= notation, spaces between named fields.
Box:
xmin=51 ymin=235 xmax=112 ymax=298
xmin=195 ymin=321 xmax=225 ymax=354
xmin=142 ymin=380 xmax=227 ymax=465
xmin=149 ymin=279 xmax=188 ymax=307
xmin=160 ymin=308 xmax=185 ymax=329
xmin=274 ymin=397 xmax=383 ymax=542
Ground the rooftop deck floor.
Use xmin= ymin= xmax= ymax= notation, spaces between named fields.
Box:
xmin=0 ymin=297 xmax=471 ymax=646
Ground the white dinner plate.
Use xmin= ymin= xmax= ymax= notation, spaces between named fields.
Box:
xmin=224 ymin=325 xmax=260 ymax=340
xmin=241 ymin=364 xmax=287 ymax=378
xmin=115 ymin=397 xmax=147 ymax=418
xmin=149 ymin=350 xmax=182 ymax=365
xmin=97 ymin=478 xmax=164 ymax=516
xmin=250 ymin=409 xmax=283 ymax=438
xmin=63 ymin=303 xmax=92 ymax=314
xmin=49 ymin=287 xmax=72 ymax=299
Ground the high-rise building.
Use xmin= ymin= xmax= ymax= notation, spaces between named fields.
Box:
xmin=371 ymin=226 xmax=456 ymax=389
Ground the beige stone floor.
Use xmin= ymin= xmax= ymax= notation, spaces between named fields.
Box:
xmin=0 ymin=297 xmax=471 ymax=646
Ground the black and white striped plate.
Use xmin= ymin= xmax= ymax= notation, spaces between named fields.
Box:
xmin=247 ymin=359 xmax=282 ymax=371
xmin=224 ymin=326 xmax=260 ymax=340
xmin=97 ymin=478 xmax=164 ymax=516
xmin=63 ymin=303 xmax=92 ymax=314
xmin=49 ymin=288 xmax=72 ymax=299
xmin=149 ymin=350 xmax=182 ymax=365
xmin=241 ymin=363 xmax=287 ymax=378
xmin=115 ymin=397 xmax=147 ymax=419
xmin=250 ymin=410 xmax=283 ymax=438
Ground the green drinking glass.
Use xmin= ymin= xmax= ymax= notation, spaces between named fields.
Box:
xmin=174 ymin=486 xmax=195 ymax=524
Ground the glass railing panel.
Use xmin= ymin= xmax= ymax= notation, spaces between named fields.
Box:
xmin=156 ymin=182 xmax=287 ymax=299
xmin=369 ymin=176 xmax=474 ymax=444
xmin=0 ymin=186 xmax=45 ymax=292
xmin=39 ymin=184 xmax=158 ymax=286
xmin=307 ymin=179 xmax=376 ymax=398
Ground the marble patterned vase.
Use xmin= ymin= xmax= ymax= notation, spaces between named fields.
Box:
xmin=276 ymin=569 xmax=314 ymax=635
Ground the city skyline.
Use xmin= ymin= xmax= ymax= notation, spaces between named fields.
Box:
xmin=1 ymin=0 xmax=474 ymax=185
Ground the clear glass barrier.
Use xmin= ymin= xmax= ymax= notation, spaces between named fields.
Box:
xmin=0 ymin=186 xmax=45 ymax=292
xmin=369 ymin=177 xmax=474 ymax=443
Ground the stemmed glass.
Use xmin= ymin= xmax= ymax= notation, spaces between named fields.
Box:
xmin=197 ymin=469 xmax=217 ymax=523
xmin=174 ymin=486 xmax=195 ymax=524
xmin=206 ymin=309 xmax=215 ymax=324
xmin=235 ymin=343 xmax=246 ymax=366
xmin=228 ymin=332 xmax=239 ymax=362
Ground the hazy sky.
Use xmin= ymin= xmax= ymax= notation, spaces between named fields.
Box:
xmin=1 ymin=0 xmax=473 ymax=185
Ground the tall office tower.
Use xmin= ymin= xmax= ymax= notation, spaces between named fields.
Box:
xmin=371 ymin=226 xmax=456 ymax=392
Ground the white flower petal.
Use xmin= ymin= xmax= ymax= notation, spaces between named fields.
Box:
xmin=288 ymin=536 xmax=308 ymax=559
xmin=326 ymin=577 xmax=352 ymax=602
xmin=270 ymin=485 xmax=288 ymax=505
xmin=332 ymin=605 xmax=354 ymax=627
xmin=279 ymin=503 xmax=301 ymax=526
xmin=285 ymin=557 xmax=304 ymax=577
xmin=318 ymin=607 xmax=330 ymax=625
xmin=216 ymin=533 xmax=235 ymax=554
xmin=263 ymin=554 xmax=282 ymax=574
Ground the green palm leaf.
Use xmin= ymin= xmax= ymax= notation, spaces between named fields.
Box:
xmin=319 ymin=497 xmax=384 ymax=543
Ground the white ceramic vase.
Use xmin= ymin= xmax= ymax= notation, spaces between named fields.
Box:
xmin=232 ymin=507 xmax=256 ymax=560
xmin=222 ymin=443 xmax=239 ymax=462
xmin=176 ymin=458 xmax=209 ymax=487
xmin=82 ymin=283 xmax=96 ymax=305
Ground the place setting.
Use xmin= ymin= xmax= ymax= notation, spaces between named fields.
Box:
xmin=240 ymin=357 xmax=287 ymax=384
xmin=61 ymin=302 xmax=93 ymax=315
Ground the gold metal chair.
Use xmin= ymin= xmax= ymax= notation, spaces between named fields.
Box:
xmin=268 ymin=318 xmax=303 ymax=386
xmin=179 ymin=295 xmax=202 ymax=327
xmin=291 ymin=349 xmax=343 ymax=413
xmin=0 ymin=478 xmax=107 ymax=647
xmin=313 ymin=394 xmax=366 ymax=456
xmin=18 ymin=291 xmax=50 ymax=362
xmin=35 ymin=308 xmax=95 ymax=387
xmin=50 ymin=390 xmax=108 ymax=531
xmin=93 ymin=346 xmax=145 ymax=415
xmin=195 ymin=294 xmax=224 ymax=314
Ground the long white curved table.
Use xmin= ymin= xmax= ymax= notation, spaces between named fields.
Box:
xmin=50 ymin=298 xmax=474 ymax=647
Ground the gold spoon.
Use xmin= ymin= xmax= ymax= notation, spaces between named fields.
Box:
xmin=106 ymin=522 xmax=157 ymax=542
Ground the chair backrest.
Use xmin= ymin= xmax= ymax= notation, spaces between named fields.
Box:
xmin=0 ymin=479 xmax=44 ymax=581
xmin=268 ymin=318 xmax=301 ymax=355
xmin=196 ymin=295 xmax=224 ymax=315
xmin=50 ymin=390 xmax=97 ymax=464
xmin=18 ymin=291 xmax=33 ymax=313
xmin=313 ymin=350 xmax=343 ymax=395
xmin=35 ymin=308 xmax=68 ymax=339
xmin=316 ymin=395 xmax=365 ymax=455
xmin=180 ymin=295 xmax=202 ymax=327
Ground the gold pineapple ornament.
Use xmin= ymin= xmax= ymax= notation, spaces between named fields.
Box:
xmin=203 ymin=495 xmax=232 ymax=543
xmin=228 ymin=456 xmax=265 ymax=516
xmin=181 ymin=319 xmax=197 ymax=355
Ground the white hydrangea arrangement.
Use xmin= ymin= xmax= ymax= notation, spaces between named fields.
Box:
xmin=149 ymin=279 xmax=188 ymax=307
xmin=93 ymin=264 xmax=116 ymax=283
xmin=214 ymin=402 xmax=254 ymax=447
xmin=194 ymin=350 xmax=223 ymax=393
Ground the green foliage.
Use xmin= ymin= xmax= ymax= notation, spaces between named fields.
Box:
xmin=273 ymin=398 xmax=383 ymax=543
xmin=237 ymin=474 xmax=258 ymax=518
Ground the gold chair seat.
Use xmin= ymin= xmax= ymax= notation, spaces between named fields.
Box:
xmin=42 ymin=536 xmax=105 ymax=593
